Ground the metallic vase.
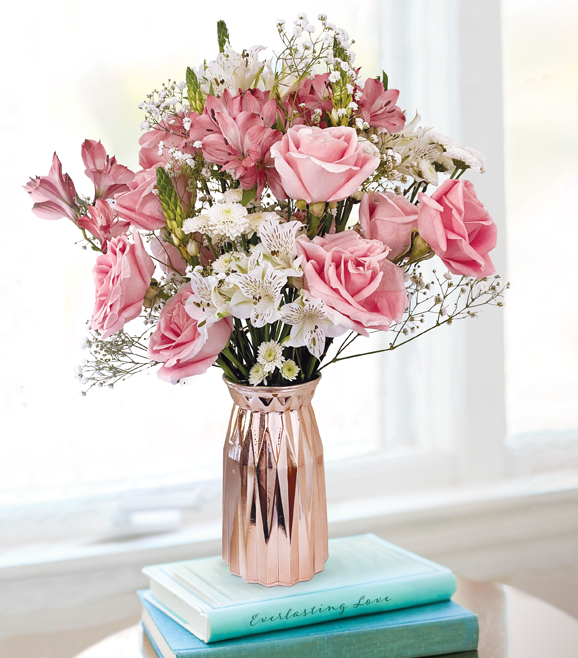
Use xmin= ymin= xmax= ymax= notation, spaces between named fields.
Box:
xmin=222 ymin=376 xmax=328 ymax=587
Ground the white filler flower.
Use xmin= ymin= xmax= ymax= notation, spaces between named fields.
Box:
xmin=257 ymin=341 xmax=285 ymax=373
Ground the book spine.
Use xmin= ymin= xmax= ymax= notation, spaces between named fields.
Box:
xmin=144 ymin=611 xmax=478 ymax=658
xmin=207 ymin=570 xmax=457 ymax=642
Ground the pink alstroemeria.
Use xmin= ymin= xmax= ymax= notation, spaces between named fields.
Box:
xmin=202 ymin=104 xmax=283 ymax=198
xmin=24 ymin=153 xmax=79 ymax=221
xmin=190 ymin=89 xmax=281 ymax=143
xmin=358 ymin=79 xmax=406 ymax=133
xmin=139 ymin=114 xmax=201 ymax=169
xmin=77 ymin=198 xmax=130 ymax=252
xmin=285 ymin=73 xmax=333 ymax=126
xmin=114 ymin=167 xmax=167 ymax=231
xmin=81 ymin=140 xmax=135 ymax=200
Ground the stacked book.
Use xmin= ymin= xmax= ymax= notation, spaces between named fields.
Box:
xmin=139 ymin=534 xmax=479 ymax=658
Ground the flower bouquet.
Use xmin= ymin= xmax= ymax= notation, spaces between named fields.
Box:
xmin=25 ymin=14 xmax=506 ymax=586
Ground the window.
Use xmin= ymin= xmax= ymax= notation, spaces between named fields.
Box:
xmin=3 ymin=0 xmax=557 ymax=563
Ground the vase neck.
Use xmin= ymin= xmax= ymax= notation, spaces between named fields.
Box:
xmin=223 ymin=377 xmax=320 ymax=412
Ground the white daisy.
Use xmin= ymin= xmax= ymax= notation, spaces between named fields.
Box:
xmin=212 ymin=251 xmax=250 ymax=276
xmin=249 ymin=363 xmax=266 ymax=386
xmin=246 ymin=211 xmax=279 ymax=237
xmin=257 ymin=341 xmax=285 ymax=373
xmin=280 ymin=360 xmax=300 ymax=382
xmin=207 ymin=203 xmax=249 ymax=241
xmin=183 ymin=214 xmax=210 ymax=235
xmin=220 ymin=189 xmax=243 ymax=204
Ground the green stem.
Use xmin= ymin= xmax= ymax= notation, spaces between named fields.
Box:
xmin=221 ymin=348 xmax=248 ymax=378
xmin=215 ymin=356 xmax=239 ymax=382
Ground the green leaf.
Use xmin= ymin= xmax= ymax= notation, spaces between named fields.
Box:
xmin=241 ymin=185 xmax=257 ymax=206
xmin=381 ymin=71 xmax=389 ymax=90
xmin=217 ymin=20 xmax=230 ymax=53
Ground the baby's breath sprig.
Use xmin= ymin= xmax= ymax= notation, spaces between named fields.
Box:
xmin=138 ymin=79 xmax=189 ymax=132
xmin=319 ymin=270 xmax=509 ymax=370
xmin=78 ymin=327 xmax=158 ymax=394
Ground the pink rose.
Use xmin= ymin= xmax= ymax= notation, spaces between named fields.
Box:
xmin=417 ymin=179 xmax=497 ymax=278
xmin=77 ymin=198 xmax=130 ymax=252
xmin=359 ymin=191 xmax=419 ymax=261
xmin=114 ymin=168 xmax=166 ymax=231
xmin=91 ymin=231 xmax=155 ymax=338
xmin=296 ymin=230 xmax=407 ymax=335
xmin=24 ymin=153 xmax=79 ymax=221
xmin=357 ymin=80 xmax=405 ymax=133
xmin=148 ymin=286 xmax=233 ymax=383
xmin=81 ymin=139 xmax=134 ymax=199
xmin=270 ymin=125 xmax=380 ymax=203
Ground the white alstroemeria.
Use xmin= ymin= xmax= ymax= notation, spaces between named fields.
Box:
xmin=185 ymin=272 xmax=231 ymax=324
xmin=280 ymin=292 xmax=348 ymax=358
xmin=256 ymin=341 xmax=285 ymax=373
xmin=197 ymin=45 xmax=275 ymax=96
xmin=228 ymin=262 xmax=287 ymax=327
xmin=253 ymin=217 xmax=303 ymax=276
xmin=212 ymin=251 xmax=250 ymax=277
xmin=206 ymin=203 xmax=249 ymax=241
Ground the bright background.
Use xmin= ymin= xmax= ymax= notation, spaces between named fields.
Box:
xmin=1 ymin=1 xmax=578 ymax=657
xmin=1 ymin=0 xmax=577 ymax=499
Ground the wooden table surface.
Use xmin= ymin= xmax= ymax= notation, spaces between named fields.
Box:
xmin=74 ymin=577 xmax=578 ymax=657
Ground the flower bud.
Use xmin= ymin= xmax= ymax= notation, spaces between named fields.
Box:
xmin=350 ymin=190 xmax=364 ymax=202
xmin=308 ymin=201 xmax=326 ymax=217
xmin=288 ymin=276 xmax=304 ymax=290
xmin=406 ymin=232 xmax=433 ymax=264
xmin=144 ymin=279 xmax=160 ymax=300
xmin=187 ymin=239 xmax=200 ymax=256
xmin=295 ymin=199 xmax=307 ymax=211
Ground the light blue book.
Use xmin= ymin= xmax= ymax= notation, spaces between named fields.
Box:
xmin=139 ymin=590 xmax=478 ymax=658
xmin=143 ymin=534 xmax=457 ymax=643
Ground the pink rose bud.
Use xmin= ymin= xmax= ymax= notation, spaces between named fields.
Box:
xmin=91 ymin=231 xmax=155 ymax=338
xmin=417 ymin=179 xmax=497 ymax=278
xmin=359 ymin=191 xmax=419 ymax=261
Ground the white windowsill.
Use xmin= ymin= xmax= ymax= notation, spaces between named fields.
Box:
xmin=1 ymin=470 xmax=577 ymax=638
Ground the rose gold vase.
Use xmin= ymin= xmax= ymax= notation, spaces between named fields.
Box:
xmin=222 ymin=376 xmax=328 ymax=587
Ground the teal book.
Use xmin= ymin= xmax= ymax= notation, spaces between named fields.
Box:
xmin=139 ymin=590 xmax=479 ymax=658
xmin=142 ymin=534 xmax=457 ymax=643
